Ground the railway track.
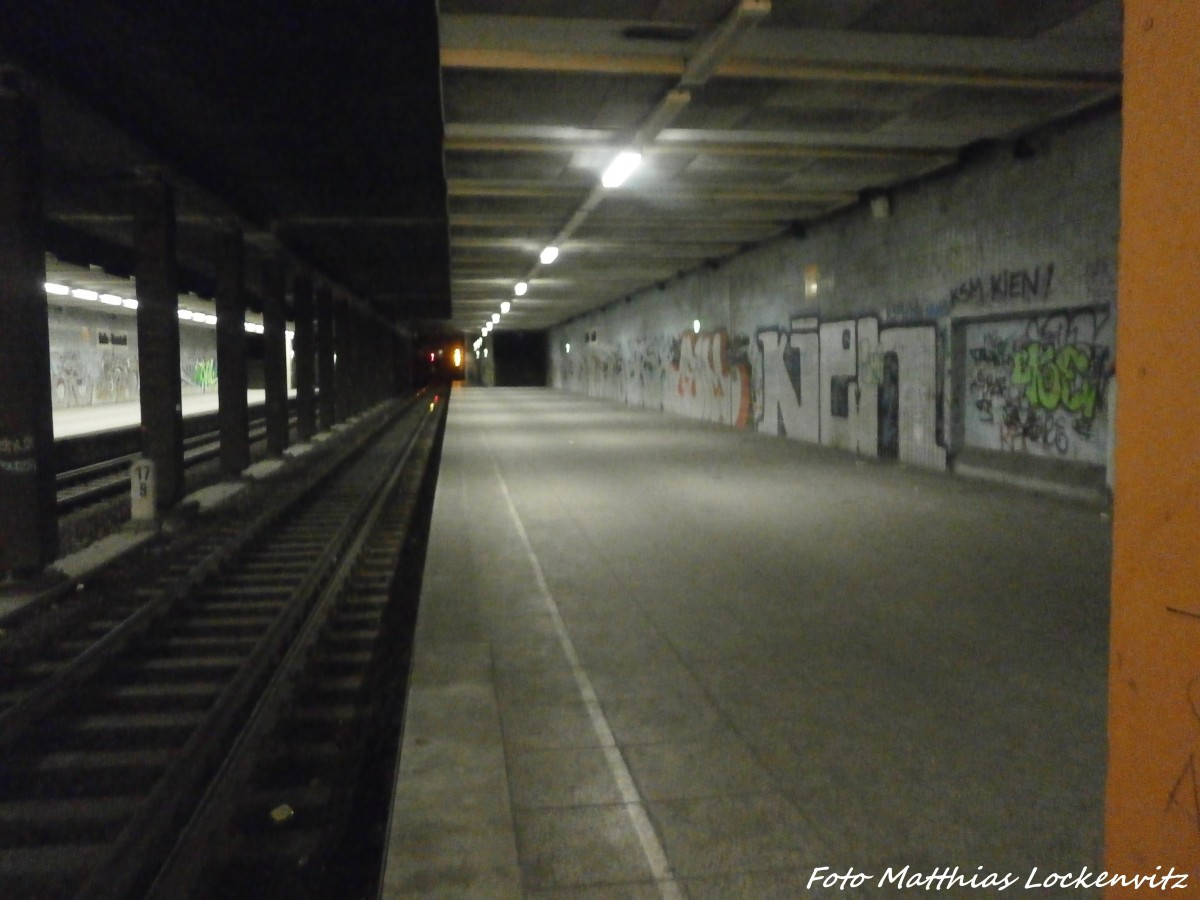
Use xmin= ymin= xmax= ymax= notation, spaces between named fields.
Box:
xmin=0 ymin=392 xmax=445 ymax=899
xmin=54 ymin=404 xmax=292 ymax=514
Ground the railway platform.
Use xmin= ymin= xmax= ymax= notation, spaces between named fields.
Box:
xmin=381 ymin=386 xmax=1111 ymax=898
xmin=51 ymin=390 xmax=272 ymax=438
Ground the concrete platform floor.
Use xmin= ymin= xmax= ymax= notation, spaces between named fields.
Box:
xmin=51 ymin=389 xmax=278 ymax=438
xmin=382 ymin=387 xmax=1111 ymax=899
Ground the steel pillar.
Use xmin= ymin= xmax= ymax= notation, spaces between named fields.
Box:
xmin=133 ymin=171 xmax=184 ymax=511
xmin=0 ymin=71 xmax=56 ymax=572
xmin=292 ymin=271 xmax=315 ymax=440
xmin=262 ymin=256 xmax=289 ymax=456
xmin=316 ymin=283 xmax=335 ymax=430
xmin=334 ymin=295 xmax=352 ymax=422
xmin=214 ymin=228 xmax=249 ymax=475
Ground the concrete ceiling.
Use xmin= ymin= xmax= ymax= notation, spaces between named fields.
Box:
xmin=0 ymin=1 xmax=1121 ymax=335
xmin=441 ymin=0 xmax=1122 ymax=334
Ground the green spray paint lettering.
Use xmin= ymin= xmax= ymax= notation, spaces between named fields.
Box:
xmin=193 ymin=359 xmax=217 ymax=388
xmin=1011 ymin=343 xmax=1099 ymax=419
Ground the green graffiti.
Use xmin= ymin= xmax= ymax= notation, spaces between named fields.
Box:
xmin=193 ymin=358 xmax=218 ymax=388
xmin=1010 ymin=343 xmax=1100 ymax=419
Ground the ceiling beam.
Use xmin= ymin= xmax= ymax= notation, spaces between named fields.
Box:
xmin=444 ymin=133 xmax=956 ymax=163
xmin=441 ymin=47 xmax=1118 ymax=92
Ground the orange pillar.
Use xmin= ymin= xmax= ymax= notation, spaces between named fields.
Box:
xmin=1105 ymin=1 xmax=1200 ymax=893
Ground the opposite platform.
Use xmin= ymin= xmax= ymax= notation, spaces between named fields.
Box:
xmin=382 ymin=387 xmax=1111 ymax=899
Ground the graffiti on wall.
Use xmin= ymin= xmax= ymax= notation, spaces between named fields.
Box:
xmin=1166 ymin=674 xmax=1200 ymax=837
xmin=965 ymin=309 xmax=1113 ymax=462
xmin=623 ymin=334 xmax=673 ymax=411
xmin=669 ymin=330 xmax=751 ymax=428
xmin=552 ymin=258 xmax=1110 ymax=475
xmin=950 ymin=263 xmax=1056 ymax=308
xmin=184 ymin=358 xmax=218 ymax=390
xmin=558 ymin=315 xmax=947 ymax=468
xmin=49 ymin=349 xmax=140 ymax=408
xmin=559 ymin=330 xmax=750 ymax=428
xmin=753 ymin=316 xmax=945 ymax=467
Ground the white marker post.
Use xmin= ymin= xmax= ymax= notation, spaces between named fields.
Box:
xmin=131 ymin=458 xmax=156 ymax=521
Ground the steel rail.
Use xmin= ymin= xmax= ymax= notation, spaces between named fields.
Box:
xmin=0 ymin=397 xmax=430 ymax=898
xmin=143 ymin=395 xmax=442 ymax=899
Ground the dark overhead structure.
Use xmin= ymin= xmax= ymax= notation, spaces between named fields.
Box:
xmin=0 ymin=1 xmax=450 ymax=321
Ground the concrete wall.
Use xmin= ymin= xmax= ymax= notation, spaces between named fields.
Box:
xmin=47 ymin=304 xmax=220 ymax=409
xmin=550 ymin=111 xmax=1120 ymax=482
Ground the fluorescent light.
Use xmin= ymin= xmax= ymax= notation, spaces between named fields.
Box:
xmin=45 ymin=282 xmax=70 ymax=295
xmin=500 ymin=301 xmax=511 ymax=314
xmin=565 ymin=343 xmax=571 ymax=354
xmin=99 ymin=293 xmax=123 ymax=306
xmin=71 ymin=288 xmax=99 ymax=301
xmin=286 ymin=330 xmax=294 ymax=340
xmin=473 ymin=338 xmax=482 ymax=350
xmin=483 ymin=348 xmax=488 ymax=358
xmin=122 ymin=298 xmax=139 ymax=310
xmin=514 ymin=282 xmax=528 ymax=296
xmin=540 ymin=246 xmax=559 ymax=265
xmin=204 ymin=314 xmax=218 ymax=325
xmin=491 ymin=313 xmax=500 ymax=324
xmin=178 ymin=309 xmax=195 ymax=320
xmin=244 ymin=322 xmax=257 ymax=332
xmin=601 ymin=150 xmax=642 ymax=188
xmin=693 ymin=319 xmax=701 ymax=334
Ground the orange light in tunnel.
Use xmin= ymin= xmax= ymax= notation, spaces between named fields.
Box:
xmin=453 ymin=347 xmax=462 ymax=368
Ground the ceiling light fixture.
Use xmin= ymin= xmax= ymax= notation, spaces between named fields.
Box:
xmin=601 ymin=150 xmax=642 ymax=188
xmin=99 ymin=293 xmax=123 ymax=306
xmin=514 ymin=281 xmax=528 ymax=296
xmin=491 ymin=313 xmax=500 ymax=324
xmin=44 ymin=282 xmax=70 ymax=295
xmin=122 ymin=298 xmax=139 ymax=310
xmin=500 ymin=301 xmax=511 ymax=314
xmin=540 ymin=246 xmax=559 ymax=265
xmin=71 ymin=288 xmax=99 ymax=301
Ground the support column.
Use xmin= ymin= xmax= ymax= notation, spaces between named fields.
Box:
xmin=134 ymin=170 xmax=183 ymax=511
xmin=293 ymin=271 xmax=315 ymax=440
xmin=334 ymin=296 xmax=352 ymax=422
xmin=316 ymin=282 xmax=335 ymax=430
xmin=214 ymin=228 xmax=249 ymax=475
xmin=0 ymin=70 xmax=56 ymax=572
xmin=262 ymin=257 xmax=289 ymax=456
xmin=1105 ymin=2 xmax=1200 ymax=888
xmin=361 ymin=314 xmax=377 ymax=409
